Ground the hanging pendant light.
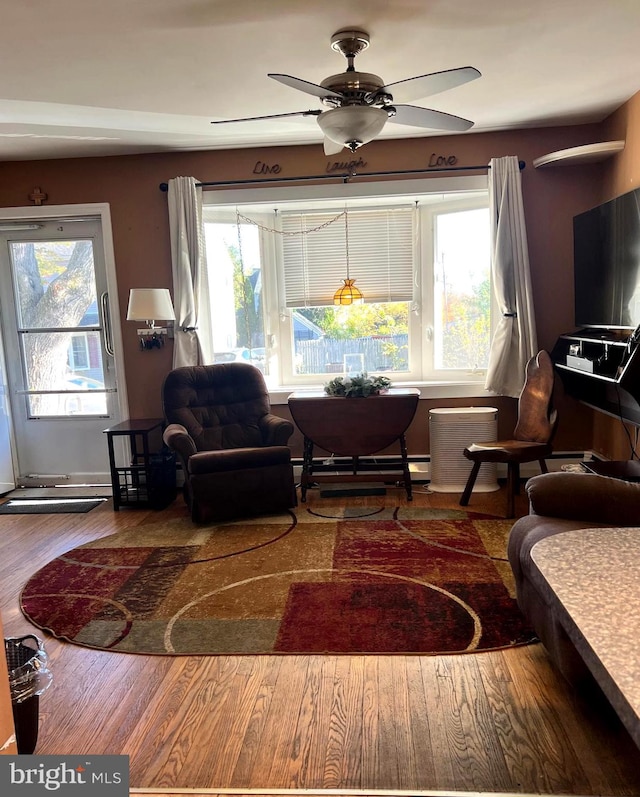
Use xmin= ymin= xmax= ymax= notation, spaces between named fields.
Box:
xmin=333 ymin=207 xmax=364 ymax=305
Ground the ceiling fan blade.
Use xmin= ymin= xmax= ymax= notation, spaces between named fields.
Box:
xmin=211 ymin=109 xmax=321 ymax=125
xmin=381 ymin=66 xmax=481 ymax=104
xmin=323 ymin=137 xmax=344 ymax=156
xmin=389 ymin=104 xmax=474 ymax=132
xmin=269 ymin=73 xmax=344 ymax=101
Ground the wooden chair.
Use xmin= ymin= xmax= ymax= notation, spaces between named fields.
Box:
xmin=459 ymin=350 xmax=557 ymax=517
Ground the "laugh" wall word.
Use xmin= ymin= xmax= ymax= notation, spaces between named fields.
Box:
xmin=326 ymin=156 xmax=367 ymax=173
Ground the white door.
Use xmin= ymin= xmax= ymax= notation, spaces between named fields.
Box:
xmin=0 ymin=319 xmax=16 ymax=494
xmin=0 ymin=216 xmax=122 ymax=486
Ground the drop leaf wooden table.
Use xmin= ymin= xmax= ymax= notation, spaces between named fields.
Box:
xmin=288 ymin=388 xmax=420 ymax=501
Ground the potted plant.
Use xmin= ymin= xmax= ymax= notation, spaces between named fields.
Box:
xmin=324 ymin=372 xmax=392 ymax=398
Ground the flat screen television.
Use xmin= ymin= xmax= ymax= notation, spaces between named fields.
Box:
xmin=573 ymin=186 xmax=640 ymax=330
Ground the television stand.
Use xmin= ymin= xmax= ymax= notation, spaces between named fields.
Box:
xmin=551 ymin=329 xmax=640 ymax=424
xmin=583 ymin=459 xmax=640 ymax=482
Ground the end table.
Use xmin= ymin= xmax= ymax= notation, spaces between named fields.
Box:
xmin=103 ymin=418 xmax=176 ymax=510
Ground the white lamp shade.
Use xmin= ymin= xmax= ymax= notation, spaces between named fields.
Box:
xmin=127 ymin=288 xmax=176 ymax=323
xmin=317 ymin=106 xmax=388 ymax=148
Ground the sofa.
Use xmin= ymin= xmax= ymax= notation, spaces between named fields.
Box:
xmin=508 ymin=470 xmax=640 ymax=685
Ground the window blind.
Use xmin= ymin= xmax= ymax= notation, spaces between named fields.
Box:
xmin=281 ymin=206 xmax=415 ymax=307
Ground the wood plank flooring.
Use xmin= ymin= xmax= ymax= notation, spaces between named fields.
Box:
xmin=2 ymin=483 xmax=639 ymax=795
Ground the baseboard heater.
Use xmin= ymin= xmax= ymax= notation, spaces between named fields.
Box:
xmin=291 ymin=451 xmax=590 ymax=483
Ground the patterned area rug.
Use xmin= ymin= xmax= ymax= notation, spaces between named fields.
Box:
xmin=20 ymin=505 xmax=535 ymax=655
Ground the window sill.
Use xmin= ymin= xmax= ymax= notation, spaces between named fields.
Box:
xmin=269 ymin=380 xmax=494 ymax=405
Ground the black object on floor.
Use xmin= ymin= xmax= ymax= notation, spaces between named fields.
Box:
xmin=319 ymin=486 xmax=387 ymax=497
xmin=0 ymin=498 xmax=107 ymax=515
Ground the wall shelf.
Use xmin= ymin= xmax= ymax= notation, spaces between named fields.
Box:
xmin=533 ymin=141 xmax=625 ymax=169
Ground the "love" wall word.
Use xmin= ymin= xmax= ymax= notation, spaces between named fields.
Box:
xmin=428 ymin=153 xmax=458 ymax=167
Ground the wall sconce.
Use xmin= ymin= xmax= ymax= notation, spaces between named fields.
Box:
xmin=126 ymin=288 xmax=176 ymax=350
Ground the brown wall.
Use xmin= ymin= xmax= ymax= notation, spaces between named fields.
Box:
xmin=0 ymin=118 xmax=623 ymax=456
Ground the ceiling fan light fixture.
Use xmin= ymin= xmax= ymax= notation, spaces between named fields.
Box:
xmin=317 ymin=105 xmax=388 ymax=151
xmin=216 ymin=29 xmax=480 ymax=141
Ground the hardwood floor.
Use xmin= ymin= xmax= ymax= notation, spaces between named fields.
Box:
xmin=2 ymin=484 xmax=639 ymax=796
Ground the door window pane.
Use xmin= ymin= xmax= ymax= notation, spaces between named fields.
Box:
xmin=11 ymin=240 xmax=97 ymax=328
xmin=21 ymin=331 xmax=107 ymax=416
xmin=8 ymin=238 xmax=107 ymax=417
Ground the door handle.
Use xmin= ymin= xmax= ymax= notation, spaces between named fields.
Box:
xmin=100 ymin=292 xmax=115 ymax=357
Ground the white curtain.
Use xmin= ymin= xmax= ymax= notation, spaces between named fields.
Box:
xmin=167 ymin=176 xmax=212 ymax=368
xmin=484 ymin=156 xmax=538 ymax=397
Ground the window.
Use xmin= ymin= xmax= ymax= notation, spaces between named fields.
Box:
xmin=280 ymin=206 xmax=414 ymax=378
xmin=202 ymin=177 xmax=492 ymax=388
xmin=432 ymin=206 xmax=491 ymax=371
xmin=202 ymin=213 xmax=267 ymax=375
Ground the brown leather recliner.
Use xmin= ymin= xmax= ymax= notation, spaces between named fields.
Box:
xmin=162 ymin=363 xmax=297 ymax=523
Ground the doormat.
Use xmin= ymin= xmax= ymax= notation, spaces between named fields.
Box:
xmin=20 ymin=504 xmax=536 ymax=655
xmin=0 ymin=498 xmax=107 ymax=514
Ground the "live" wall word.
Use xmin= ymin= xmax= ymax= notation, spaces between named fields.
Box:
xmin=252 ymin=160 xmax=282 ymax=175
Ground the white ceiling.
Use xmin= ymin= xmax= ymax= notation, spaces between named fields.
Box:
xmin=2 ymin=0 xmax=640 ymax=162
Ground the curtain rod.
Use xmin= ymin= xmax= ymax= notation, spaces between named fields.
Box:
xmin=158 ymin=160 xmax=526 ymax=192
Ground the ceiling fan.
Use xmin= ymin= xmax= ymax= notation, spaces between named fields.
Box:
xmin=211 ymin=29 xmax=481 ymax=156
